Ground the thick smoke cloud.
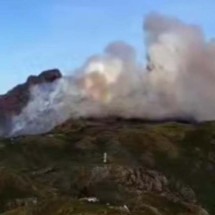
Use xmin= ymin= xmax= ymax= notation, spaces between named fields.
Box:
xmin=9 ymin=13 xmax=215 ymax=136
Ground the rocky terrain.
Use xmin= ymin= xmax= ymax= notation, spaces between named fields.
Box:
xmin=0 ymin=69 xmax=62 ymax=135
xmin=0 ymin=69 xmax=61 ymax=115
xmin=0 ymin=118 xmax=214 ymax=214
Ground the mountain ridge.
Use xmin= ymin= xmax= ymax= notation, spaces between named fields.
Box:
xmin=0 ymin=69 xmax=62 ymax=136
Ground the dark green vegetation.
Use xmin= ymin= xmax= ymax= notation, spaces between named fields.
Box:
xmin=0 ymin=119 xmax=214 ymax=214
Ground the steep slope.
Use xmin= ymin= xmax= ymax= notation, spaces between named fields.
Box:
xmin=0 ymin=69 xmax=62 ymax=136
xmin=0 ymin=119 xmax=214 ymax=214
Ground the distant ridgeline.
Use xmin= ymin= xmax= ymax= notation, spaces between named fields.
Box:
xmin=0 ymin=69 xmax=62 ymax=136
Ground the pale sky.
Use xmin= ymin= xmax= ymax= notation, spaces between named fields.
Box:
xmin=0 ymin=0 xmax=215 ymax=93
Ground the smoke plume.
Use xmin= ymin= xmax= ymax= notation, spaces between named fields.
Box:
xmin=8 ymin=13 xmax=215 ymax=136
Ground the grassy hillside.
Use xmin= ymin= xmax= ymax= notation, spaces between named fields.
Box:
xmin=0 ymin=119 xmax=214 ymax=214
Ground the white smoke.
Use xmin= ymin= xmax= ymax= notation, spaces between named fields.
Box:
xmin=9 ymin=13 xmax=215 ymax=136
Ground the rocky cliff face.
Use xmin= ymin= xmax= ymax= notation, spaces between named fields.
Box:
xmin=0 ymin=119 xmax=214 ymax=215
xmin=0 ymin=69 xmax=62 ymax=135
xmin=0 ymin=69 xmax=62 ymax=116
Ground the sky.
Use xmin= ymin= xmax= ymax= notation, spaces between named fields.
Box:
xmin=0 ymin=0 xmax=215 ymax=94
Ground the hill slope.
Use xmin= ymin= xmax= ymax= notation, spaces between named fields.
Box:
xmin=0 ymin=69 xmax=62 ymax=136
xmin=0 ymin=119 xmax=214 ymax=214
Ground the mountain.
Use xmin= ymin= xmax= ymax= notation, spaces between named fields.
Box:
xmin=0 ymin=69 xmax=62 ymax=116
xmin=0 ymin=118 xmax=214 ymax=215
xmin=0 ymin=69 xmax=62 ymax=135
